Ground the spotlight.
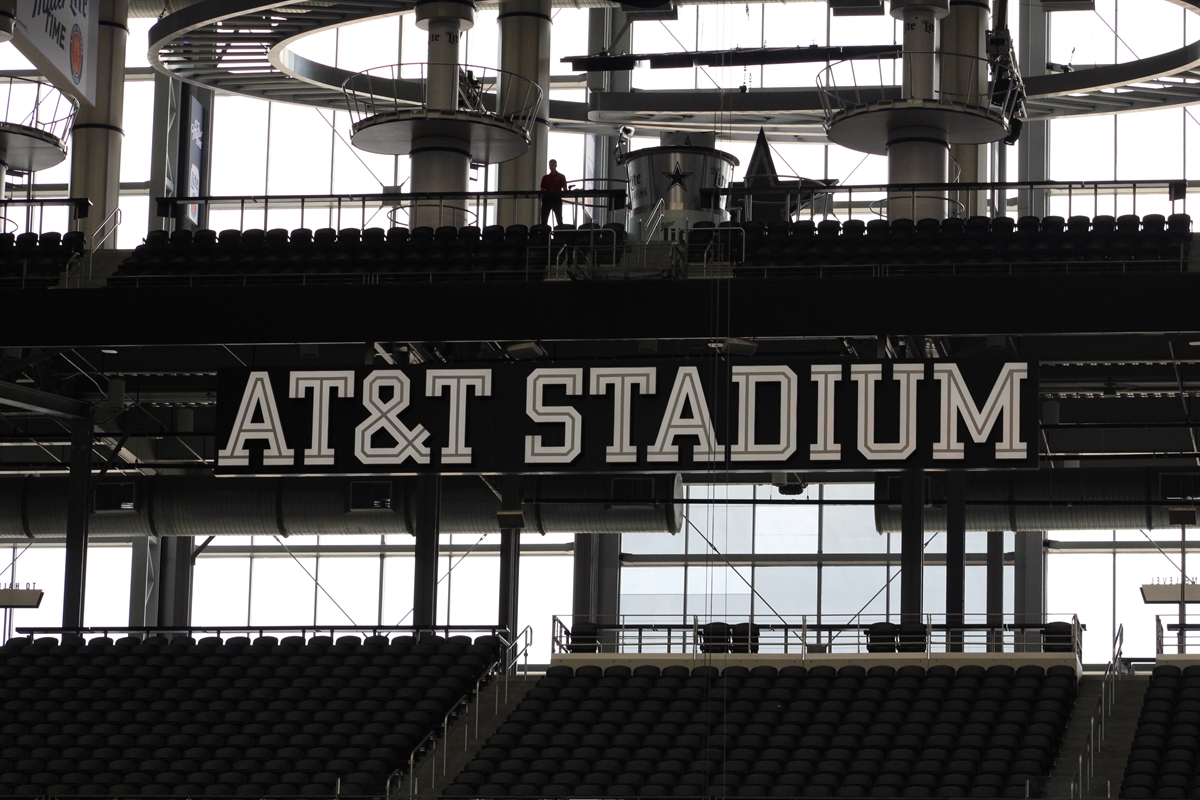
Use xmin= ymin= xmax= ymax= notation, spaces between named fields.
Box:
xmin=720 ymin=337 xmax=758 ymax=356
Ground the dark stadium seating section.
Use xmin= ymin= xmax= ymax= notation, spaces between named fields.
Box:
xmin=0 ymin=230 xmax=85 ymax=288
xmin=0 ymin=632 xmax=505 ymax=797
xmin=1121 ymin=663 xmax=1200 ymax=799
xmin=447 ymin=662 xmax=1077 ymax=799
xmin=696 ymin=213 xmax=1192 ymax=273
xmin=106 ymin=224 xmax=626 ymax=286
xmin=98 ymin=213 xmax=1191 ymax=285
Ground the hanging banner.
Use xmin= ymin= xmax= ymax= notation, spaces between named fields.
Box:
xmin=214 ymin=359 xmax=1038 ymax=474
xmin=13 ymin=0 xmax=99 ymax=106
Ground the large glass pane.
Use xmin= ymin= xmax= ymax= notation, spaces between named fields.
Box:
xmin=620 ymin=565 xmax=685 ymax=621
xmin=315 ymin=556 xmax=382 ymax=626
xmin=381 ymin=555 xmax=416 ymax=625
xmin=755 ymin=566 xmax=817 ymax=618
xmin=249 ymin=556 xmax=317 ymax=626
xmin=822 ymin=483 xmax=884 ymax=553
xmin=445 ymin=554 xmax=499 ymax=626
xmin=211 ymin=96 xmax=268 ymax=196
xmin=686 ymin=564 xmax=752 ymax=620
xmin=192 ymin=555 xmax=250 ymax=626
xmin=517 ymin=554 xmax=574 ymax=664
xmin=686 ymin=484 xmax=754 ymax=554
xmin=84 ymin=545 xmax=131 ymax=627
xmin=756 ymin=484 xmax=819 ymax=554
xmin=821 ymin=565 xmax=887 ymax=617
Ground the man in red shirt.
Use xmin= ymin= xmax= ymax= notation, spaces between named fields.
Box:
xmin=540 ymin=159 xmax=568 ymax=226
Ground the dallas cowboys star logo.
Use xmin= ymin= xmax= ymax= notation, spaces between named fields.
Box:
xmin=663 ymin=163 xmax=692 ymax=190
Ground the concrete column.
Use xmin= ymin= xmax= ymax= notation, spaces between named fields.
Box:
xmin=986 ymin=529 xmax=1004 ymax=650
xmin=498 ymin=529 xmax=520 ymax=632
xmin=63 ymin=418 xmax=93 ymax=629
xmin=496 ymin=0 xmax=551 ymax=227
xmin=157 ymin=536 xmax=193 ymax=629
xmin=129 ymin=535 xmax=160 ymax=627
xmin=943 ymin=0 xmax=990 ymax=217
xmin=900 ymin=468 xmax=925 ymax=623
xmin=69 ymin=0 xmax=128 ymax=247
xmin=411 ymin=1 xmax=474 ymax=229
xmin=572 ymin=533 xmax=620 ymax=626
xmin=887 ymin=0 xmax=950 ymax=221
xmin=1014 ymin=530 xmax=1046 ymax=652
xmin=945 ymin=471 xmax=966 ymax=651
xmin=1017 ymin=1 xmax=1049 ymax=217
xmin=411 ymin=473 xmax=441 ymax=627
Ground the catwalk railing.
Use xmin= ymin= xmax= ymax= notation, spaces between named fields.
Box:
xmin=1070 ymin=625 xmax=1127 ymax=799
xmin=551 ymin=614 xmax=1084 ymax=659
xmin=11 ymin=624 xmax=510 ymax=646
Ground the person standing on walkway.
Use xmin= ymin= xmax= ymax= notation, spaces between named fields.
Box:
xmin=540 ymin=159 xmax=567 ymax=226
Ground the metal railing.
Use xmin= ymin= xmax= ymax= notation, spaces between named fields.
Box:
xmin=13 ymin=623 xmax=510 ymax=643
xmin=155 ymin=188 xmax=626 ymax=233
xmin=88 ymin=207 xmax=122 ymax=276
xmin=1070 ymin=625 xmax=1127 ymax=799
xmin=341 ymin=62 xmax=542 ymax=143
xmin=725 ymin=179 xmax=1192 ymax=224
xmin=1154 ymin=614 xmax=1200 ymax=655
xmin=552 ymin=613 xmax=1084 ymax=658
xmin=816 ymin=51 xmax=1023 ymax=129
xmin=0 ymin=75 xmax=79 ymax=153
xmin=394 ymin=625 xmax=533 ymax=799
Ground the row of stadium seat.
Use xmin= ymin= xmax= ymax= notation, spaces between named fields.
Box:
xmin=106 ymin=224 xmax=624 ymax=285
xmin=699 ymin=213 xmax=1193 ymax=270
xmin=0 ymin=632 xmax=506 ymax=797
xmin=0 ymin=231 xmax=85 ymax=288
xmin=1121 ymin=664 xmax=1200 ymax=799
xmin=448 ymin=663 xmax=1076 ymax=799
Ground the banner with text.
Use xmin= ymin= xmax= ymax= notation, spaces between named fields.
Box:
xmin=215 ymin=360 xmax=1038 ymax=474
xmin=14 ymin=0 xmax=99 ymax=105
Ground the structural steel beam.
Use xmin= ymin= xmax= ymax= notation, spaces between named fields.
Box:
xmin=0 ymin=382 xmax=90 ymax=419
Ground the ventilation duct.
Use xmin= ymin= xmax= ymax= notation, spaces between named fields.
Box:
xmin=0 ymin=474 xmax=683 ymax=540
xmin=874 ymin=468 xmax=1192 ymax=533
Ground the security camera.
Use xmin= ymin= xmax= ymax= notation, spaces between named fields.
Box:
xmin=618 ymin=126 xmax=635 ymax=137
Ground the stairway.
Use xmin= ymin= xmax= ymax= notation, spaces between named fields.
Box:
xmin=58 ymin=248 xmax=132 ymax=288
xmin=405 ymin=670 xmax=536 ymax=797
xmin=1048 ymin=674 xmax=1149 ymax=798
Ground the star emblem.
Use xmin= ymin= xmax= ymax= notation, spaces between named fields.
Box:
xmin=663 ymin=163 xmax=692 ymax=190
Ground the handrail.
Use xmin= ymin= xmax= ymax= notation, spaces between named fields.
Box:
xmin=643 ymin=197 xmax=667 ymax=242
xmin=88 ymin=207 xmax=122 ymax=277
xmin=392 ymin=626 xmax=532 ymax=799
xmin=1070 ymin=624 xmax=1126 ymax=799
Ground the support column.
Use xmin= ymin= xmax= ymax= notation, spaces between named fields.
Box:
xmin=900 ymin=469 xmax=925 ymax=623
xmin=584 ymin=6 xmax=630 ymax=228
xmin=887 ymin=0 xmax=950 ymax=222
xmin=69 ymin=0 xmax=129 ymax=246
xmin=129 ymin=535 xmax=160 ymax=627
xmin=943 ymin=0 xmax=990 ymax=217
xmin=157 ymin=536 xmax=193 ymax=629
xmin=1017 ymin=1 xmax=1049 ymax=217
xmin=63 ymin=418 xmax=93 ymax=629
xmin=1014 ymin=530 xmax=1046 ymax=653
xmin=986 ymin=529 xmax=1004 ymax=651
xmin=411 ymin=0 xmax=475 ymax=229
xmin=573 ymin=533 xmax=620 ymax=624
xmin=945 ymin=472 xmax=966 ymax=651
xmin=411 ymin=473 xmax=441 ymax=627
xmin=498 ymin=529 xmax=520 ymax=633
xmin=496 ymin=0 xmax=551 ymax=227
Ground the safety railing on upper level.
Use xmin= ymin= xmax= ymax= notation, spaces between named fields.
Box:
xmin=552 ymin=614 xmax=1084 ymax=659
xmin=13 ymin=623 xmax=510 ymax=644
xmin=817 ymin=51 xmax=1024 ymax=130
xmin=1154 ymin=614 xmax=1200 ymax=655
xmin=1070 ymin=625 xmax=1128 ymax=799
xmin=155 ymin=188 xmax=627 ymax=233
xmin=341 ymin=63 xmax=543 ymax=145
xmin=0 ymin=75 xmax=80 ymax=153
